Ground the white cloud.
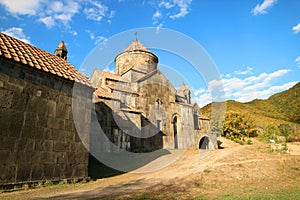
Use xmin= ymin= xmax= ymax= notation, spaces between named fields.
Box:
xmin=42 ymin=0 xmax=80 ymax=28
xmin=54 ymin=13 xmax=73 ymax=25
xmin=84 ymin=1 xmax=108 ymax=21
xmin=252 ymin=0 xmax=276 ymax=16
xmin=86 ymin=29 xmax=94 ymax=40
xmin=2 ymin=27 xmax=30 ymax=43
xmin=235 ymin=82 xmax=297 ymax=102
xmin=0 ymin=0 xmax=43 ymax=15
xmin=193 ymin=89 xmax=212 ymax=108
xmin=39 ymin=16 xmax=55 ymax=28
xmin=152 ymin=10 xmax=162 ymax=24
xmin=296 ymin=56 xmax=300 ymax=68
xmin=0 ymin=0 xmax=113 ymax=30
xmin=159 ymin=1 xmax=175 ymax=9
xmin=152 ymin=0 xmax=192 ymax=28
xmin=49 ymin=1 xmax=64 ymax=13
xmin=194 ymin=88 xmax=205 ymax=96
xmin=234 ymin=67 xmax=253 ymax=75
xmin=292 ymin=22 xmax=300 ymax=34
xmin=86 ymin=30 xmax=107 ymax=45
xmin=156 ymin=23 xmax=163 ymax=33
xmin=169 ymin=0 xmax=192 ymax=19
xmin=107 ymin=10 xmax=115 ymax=23
xmin=194 ymin=68 xmax=296 ymax=107
xmin=108 ymin=10 xmax=115 ymax=19
xmin=103 ymin=66 xmax=115 ymax=74
xmin=158 ymin=0 xmax=192 ymax=19
xmin=95 ymin=36 xmax=107 ymax=45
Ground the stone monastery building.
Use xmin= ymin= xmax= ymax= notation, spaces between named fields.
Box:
xmin=90 ymin=38 xmax=212 ymax=152
xmin=0 ymin=32 xmax=213 ymax=185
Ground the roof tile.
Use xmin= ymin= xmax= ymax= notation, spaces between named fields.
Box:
xmin=0 ymin=32 xmax=92 ymax=87
xmin=95 ymin=87 xmax=112 ymax=99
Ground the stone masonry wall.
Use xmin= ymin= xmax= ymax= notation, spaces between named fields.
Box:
xmin=0 ymin=59 xmax=93 ymax=184
xmin=116 ymin=52 xmax=158 ymax=76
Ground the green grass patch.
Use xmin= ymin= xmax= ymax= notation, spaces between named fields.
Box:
xmin=291 ymin=166 xmax=300 ymax=171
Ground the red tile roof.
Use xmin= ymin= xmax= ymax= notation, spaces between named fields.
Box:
xmin=92 ymin=69 xmax=130 ymax=83
xmin=96 ymin=70 xmax=122 ymax=81
xmin=0 ymin=32 xmax=91 ymax=87
xmin=94 ymin=87 xmax=112 ymax=99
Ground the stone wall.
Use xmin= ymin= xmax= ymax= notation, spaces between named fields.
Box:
xmin=136 ymin=71 xmax=181 ymax=149
xmin=0 ymin=59 xmax=93 ymax=184
xmin=178 ymin=104 xmax=196 ymax=149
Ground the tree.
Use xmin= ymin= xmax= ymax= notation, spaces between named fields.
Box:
xmin=263 ymin=124 xmax=280 ymax=139
xmin=222 ymin=112 xmax=258 ymax=140
xmin=278 ymin=124 xmax=293 ymax=137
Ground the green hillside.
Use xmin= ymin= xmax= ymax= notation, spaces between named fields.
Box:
xmin=202 ymin=82 xmax=300 ymax=129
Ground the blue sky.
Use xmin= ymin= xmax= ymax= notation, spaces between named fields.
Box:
xmin=0 ymin=0 xmax=299 ymax=107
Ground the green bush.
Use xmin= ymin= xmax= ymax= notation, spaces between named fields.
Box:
xmin=247 ymin=139 xmax=253 ymax=145
xmin=238 ymin=140 xmax=244 ymax=145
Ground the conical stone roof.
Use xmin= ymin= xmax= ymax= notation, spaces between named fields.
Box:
xmin=115 ymin=39 xmax=158 ymax=64
xmin=121 ymin=39 xmax=152 ymax=53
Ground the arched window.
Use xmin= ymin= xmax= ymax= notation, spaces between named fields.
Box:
xmin=156 ymin=99 xmax=162 ymax=109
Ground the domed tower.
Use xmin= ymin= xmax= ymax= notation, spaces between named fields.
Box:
xmin=177 ymin=83 xmax=191 ymax=104
xmin=55 ymin=41 xmax=68 ymax=60
xmin=115 ymin=37 xmax=158 ymax=77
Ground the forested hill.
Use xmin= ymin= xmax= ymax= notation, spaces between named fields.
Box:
xmin=202 ymin=82 xmax=300 ymax=128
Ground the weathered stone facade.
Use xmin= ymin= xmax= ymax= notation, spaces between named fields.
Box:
xmin=91 ymin=39 xmax=214 ymax=153
xmin=0 ymin=33 xmax=93 ymax=184
xmin=0 ymin=33 xmax=214 ymax=184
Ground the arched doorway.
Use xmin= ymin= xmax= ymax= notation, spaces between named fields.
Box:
xmin=199 ymin=136 xmax=210 ymax=149
xmin=173 ymin=116 xmax=178 ymax=149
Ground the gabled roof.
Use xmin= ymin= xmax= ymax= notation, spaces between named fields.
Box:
xmin=94 ymin=69 xmax=122 ymax=81
xmin=178 ymin=82 xmax=190 ymax=92
xmin=94 ymin=87 xmax=112 ymax=99
xmin=0 ymin=32 xmax=91 ymax=87
xmin=135 ymin=69 xmax=159 ymax=82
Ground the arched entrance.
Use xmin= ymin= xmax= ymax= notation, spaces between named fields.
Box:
xmin=199 ymin=136 xmax=210 ymax=149
xmin=173 ymin=116 xmax=178 ymax=149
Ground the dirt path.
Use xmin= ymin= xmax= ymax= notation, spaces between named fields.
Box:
xmin=1 ymin=138 xmax=300 ymax=200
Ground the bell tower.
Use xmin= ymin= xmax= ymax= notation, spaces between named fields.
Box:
xmin=177 ymin=83 xmax=191 ymax=104
xmin=55 ymin=41 xmax=68 ymax=60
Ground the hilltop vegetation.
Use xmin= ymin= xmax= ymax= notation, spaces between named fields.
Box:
xmin=247 ymin=82 xmax=300 ymax=124
xmin=202 ymin=82 xmax=300 ymax=142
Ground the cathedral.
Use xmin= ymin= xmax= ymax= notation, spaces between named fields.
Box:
xmin=90 ymin=38 xmax=213 ymax=152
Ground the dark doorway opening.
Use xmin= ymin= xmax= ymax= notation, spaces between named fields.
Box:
xmin=199 ymin=136 xmax=210 ymax=149
xmin=173 ymin=116 xmax=178 ymax=149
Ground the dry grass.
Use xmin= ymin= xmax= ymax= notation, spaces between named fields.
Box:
xmin=1 ymin=138 xmax=300 ymax=200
